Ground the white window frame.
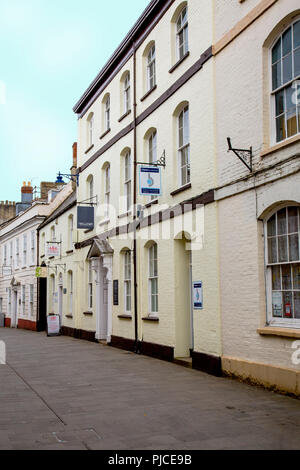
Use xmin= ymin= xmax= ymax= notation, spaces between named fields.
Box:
xmin=178 ymin=105 xmax=190 ymax=187
xmin=3 ymin=245 xmax=7 ymax=266
xmin=88 ymin=114 xmax=94 ymax=147
xmin=176 ymin=6 xmax=189 ymax=61
xmin=148 ymin=243 xmax=158 ymax=316
xmin=68 ymin=216 xmax=74 ymax=251
xmin=104 ymin=165 xmax=110 ymax=220
xmin=22 ymin=285 xmax=26 ymax=316
xmin=124 ymin=251 xmax=131 ymax=314
xmin=270 ymin=18 xmax=300 ymax=145
xmin=124 ymin=73 xmax=131 ymax=114
xmin=23 ymin=234 xmax=27 ymax=267
xmin=124 ymin=152 xmax=132 ymax=212
xmin=16 ymin=238 xmax=20 ymax=267
xmin=147 ymin=45 xmax=156 ymax=91
xmin=9 ymin=241 xmax=13 ymax=267
xmin=148 ymin=130 xmax=158 ymax=202
xmin=88 ymin=262 xmax=93 ymax=310
xmin=8 ymin=288 xmax=11 ymax=316
xmin=31 ymin=231 xmax=35 ymax=265
xmin=265 ymin=205 xmax=300 ymax=328
xmin=29 ymin=284 xmax=34 ymax=316
xmin=105 ymin=95 xmax=110 ymax=131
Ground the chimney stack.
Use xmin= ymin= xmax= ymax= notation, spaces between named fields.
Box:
xmin=21 ymin=181 xmax=33 ymax=204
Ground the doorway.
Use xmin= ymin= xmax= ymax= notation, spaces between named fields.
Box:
xmin=11 ymin=290 xmax=18 ymax=328
xmin=58 ymin=274 xmax=63 ymax=323
xmin=174 ymin=235 xmax=193 ymax=358
xmin=37 ymin=278 xmax=47 ymax=331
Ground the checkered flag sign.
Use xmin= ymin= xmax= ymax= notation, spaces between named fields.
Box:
xmin=0 ymin=341 xmax=6 ymax=365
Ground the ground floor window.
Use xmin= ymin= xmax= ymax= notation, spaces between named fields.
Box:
xmin=266 ymin=206 xmax=300 ymax=323
xmin=88 ymin=262 xmax=93 ymax=310
xmin=29 ymin=285 xmax=34 ymax=316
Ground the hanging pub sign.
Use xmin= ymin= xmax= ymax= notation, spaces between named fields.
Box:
xmin=193 ymin=281 xmax=203 ymax=310
xmin=77 ymin=206 xmax=94 ymax=230
xmin=35 ymin=267 xmax=47 ymax=278
xmin=139 ymin=166 xmax=162 ymax=196
xmin=46 ymin=242 xmax=60 ymax=257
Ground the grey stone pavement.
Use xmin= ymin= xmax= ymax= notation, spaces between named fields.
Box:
xmin=0 ymin=328 xmax=300 ymax=450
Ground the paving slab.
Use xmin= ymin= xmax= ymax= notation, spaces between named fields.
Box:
xmin=0 ymin=328 xmax=300 ymax=450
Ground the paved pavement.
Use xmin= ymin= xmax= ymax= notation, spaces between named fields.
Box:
xmin=0 ymin=328 xmax=300 ymax=450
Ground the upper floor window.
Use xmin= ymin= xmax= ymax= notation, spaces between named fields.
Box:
xmin=105 ymin=95 xmax=110 ymax=131
xmin=105 ymin=165 xmax=110 ymax=219
xmin=124 ymin=73 xmax=131 ymax=114
xmin=148 ymin=130 xmax=157 ymax=201
xmin=87 ymin=113 xmax=94 ymax=147
xmin=178 ymin=105 xmax=190 ymax=186
xmin=124 ymin=152 xmax=131 ymax=212
xmin=68 ymin=216 xmax=74 ymax=251
xmin=272 ymin=19 xmax=300 ymax=143
xmin=23 ymin=234 xmax=27 ymax=266
xmin=50 ymin=226 xmax=56 ymax=242
xmin=266 ymin=206 xmax=300 ymax=325
xmin=30 ymin=231 xmax=35 ymax=265
xmin=9 ymin=241 xmax=13 ymax=267
xmin=147 ymin=45 xmax=156 ymax=91
xmin=16 ymin=238 xmax=20 ymax=266
xmin=3 ymin=245 xmax=7 ymax=266
xmin=176 ymin=6 xmax=188 ymax=60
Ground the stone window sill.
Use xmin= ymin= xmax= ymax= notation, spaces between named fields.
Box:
xmin=261 ymin=134 xmax=300 ymax=158
xmin=100 ymin=128 xmax=111 ymax=140
xmin=118 ymin=109 xmax=131 ymax=122
xmin=85 ymin=144 xmax=94 ymax=155
xmin=169 ymin=52 xmax=190 ymax=73
xmin=170 ymin=183 xmax=191 ymax=197
xmin=140 ymin=85 xmax=157 ymax=102
xmin=144 ymin=199 xmax=158 ymax=209
xmin=142 ymin=316 xmax=159 ymax=322
xmin=118 ymin=314 xmax=132 ymax=320
xmin=257 ymin=327 xmax=300 ymax=339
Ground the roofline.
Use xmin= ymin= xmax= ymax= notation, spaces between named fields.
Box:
xmin=73 ymin=0 xmax=173 ymax=115
xmin=38 ymin=197 xmax=77 ymax=231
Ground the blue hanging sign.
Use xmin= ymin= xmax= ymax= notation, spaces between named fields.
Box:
xmin=193 ymin=281 xmax=203 ymax=310
xmin=139 ymin=166 xmax=162 ymax=196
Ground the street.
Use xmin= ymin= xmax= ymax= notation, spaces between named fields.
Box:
xmin=0 ymin=328 xmax=300 ymax=450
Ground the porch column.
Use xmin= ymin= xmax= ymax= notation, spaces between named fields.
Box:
xmin=102 ymin=254 xmax=113 ymax=343
xmin=91 ymin=257 xmax=101 ymax=341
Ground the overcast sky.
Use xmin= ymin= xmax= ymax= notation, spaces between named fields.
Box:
xmin=0 ymin=0 xmax=150 ymax=202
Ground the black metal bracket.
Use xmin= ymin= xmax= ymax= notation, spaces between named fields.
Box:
xmin=77 ymin=195 xmax=98 ymax=206
xmin=56 ymin=172 xmax=79 ymax=187
xmin=136 ymin=150 xmax=166 ymax=168
xmin=227 ymin=138 xmax=253 ymax=172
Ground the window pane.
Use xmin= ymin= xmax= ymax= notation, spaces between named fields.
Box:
xmin=288 ymin=207 xmax=298 ymax=233
xmin=294 ymin=47 xmax=300 ymax=78
xmin=275 ymin=90 xmax=284 ymax=116
xmin=283 ymin=291 xmax=293 ymax=318
xmin=276 ymin=115 xmax=286 ymax=142
xmin=282 ymin=27 xmax=292 ymax=56
xmin=277 ymin=208 xmax=287 ymax=235
xmin=294 ymin=292 xmax=300 ymax=319
xmin=289 ymin=234 xmax=299 ymax=261
xmin=268 ymin=237 xmax=277 ymax=263
xmin=286 ymin=86 xmax=297 ymax=137
xmin=293 ymin=264 xmax=300 ymax=290
xmin=293 ymin=20 xmax=300 ymax=49
xmin=282 ymin=264 xmax=292 ymax=290
xmin=272 ymin=38 xmax=281 ymax=64
xmin=267 ymin=214 xmax=276 ymax=236
xmin=272 ymin=291 xmax=283 ymax=317
xmin=278 ymin=236 xmax=288 ymax=262
xmin=272 ymin=62 xmax=281 ymax=90
xmin=282 ymin=53 xmax=292 ymax=84
xmin=272 ymin=265 xmax=281 ymax=290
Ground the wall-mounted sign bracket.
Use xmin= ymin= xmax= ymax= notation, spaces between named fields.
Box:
xmin=56 ymin=172 xmax=79 ymax=187
xmin=227 ymin=138 xmax=253 ymax=172
xmin=77 ymin=195 xmax=98 ymax=206
xmin=135 ymin=150 xmax=166 ymax=168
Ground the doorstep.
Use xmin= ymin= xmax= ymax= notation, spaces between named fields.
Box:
xmin=174 ymin=357 xmax=193 ymax=369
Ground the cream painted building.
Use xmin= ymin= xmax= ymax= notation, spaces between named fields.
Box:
xmin=47 ymin=0 xmax=222 ymax=375
xmin=214 ymin=0 xmax=300 ymax=394
xmin=0 ymin=181 xmax=73 ymax=331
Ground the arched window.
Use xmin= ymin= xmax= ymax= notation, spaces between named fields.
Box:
xmin=124 ymin=250 xmax=131 ymax=314
xmin=68 ymin=215 xmax=73 ymax=251
xmin=147 ymin=45 xmax=156 ymax=91
xmin=87 ymin=175 xmax=94 ymax=201
xmin=87 ymin=113 xmax=94 ymax=147
xmin=148 ymin=130 xmax=157 ymax=201
xmin=105 ymin=95 xmax=110 ymax=131
xmin=148 ymin=243 xmax=158 ymax=316
xmin=124 ymin=73 xmax=131 ymax=114
xmin=271 ymin=18 xmax=300 ymax=143
xmin=266 ymin=206 xmax=300 ymax=324
xmin=178 ymin=105 xmax=190 ymax=186
xmin=104 ymin=164 xmax=110 ymax=219
xmin=124 ymin=151 xmax=131 ymax=212
xmin=68 ymin=271 xmax=73 ymax=316
xmin=176 ymin=6 xmax=188 ymax=60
